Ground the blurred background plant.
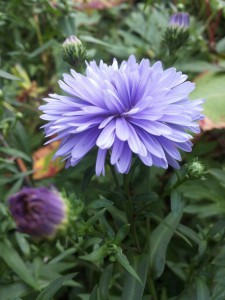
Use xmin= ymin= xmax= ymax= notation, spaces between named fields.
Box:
xmin=0 ymin=0 xmax=225 ymax=299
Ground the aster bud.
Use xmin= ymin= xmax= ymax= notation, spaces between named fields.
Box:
xmin=169 ymin=12 xmax=190 ymax=29
xmin=62 ymin=35 xmax=87 ymax=72
xmin=164 ymin=12 xmax=190 ymax=54
xmin=8 ymin=187 xmax=68 ymax=239
xmin=186 ymin=159 xmax=205 ymax=179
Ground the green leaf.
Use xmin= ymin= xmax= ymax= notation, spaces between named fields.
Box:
xmin=149 ymin=210 xmax=183 ymax=278
xmin=99 ymin=264 xmax=113 ymax=300
xmin=115 ymin=248 xmax=142 ymax=284
xmin=107 ymin=206 xmax=128 ymax=224
xmin=82 ymin=164 xmax=95 ymax=192
xmin=60 ymin=15 xmax=76 ymax=36
xmin=15 ymin=232 xmax=30 ymax=257
xmin=196 ymin=278 xmax=210 ymax=300
xmin=80 ymin=35 xmax=122 ymax=49
xmin=87 ymin=199 xmax=113 ymax=209
xmin=79 ymin=245 xmax=108 ymax=262
xmin=170 ymin=190 xmax=182 ymax=214
xmin=36 ymin=273 xmax=76 ymax=300
xmin=113 ymin=224 xmax=130 ymax=245
xmin=208 ymin=219 xmax=225 ymax=238
xmin=177 ymin=224 xmax=201 ymax=245
xmin=122 ymin=254 xmax=149 ymax=300
xmin=86 ymin=208 xmax=106 ymax=226
xmin=4 ymin=178 xmax=23 ymax=198
xmin=89 ymin=285 xmax=99 ymax=300
xmin=0 ymin=283 xmax=31 ymax=300
xmin=207 ymin=168 xmax=225 ymax=183
xmin=132 ymin=192 xmax=159 ymax=203
xmin=49 ymin=248 xmax=76 ymax=264
xmin=0 ymin=241 xmax=38 ymax=289
xmin=0 ymin=70 xmax=20 ymax=80
xmin=0 ymin=147 xmax=32 ymax=162
xmin=0 ymin=171 xmax=33 ymax=186
xmin=176 ymin=61 xmax=223 ymax=73
xmin=28 ymin=40 xmax=55 ymax=58
xmin=216 ymin=37 xmax=225 ymax=53
xmin=191 ymin=72 xmax=225 ymax=127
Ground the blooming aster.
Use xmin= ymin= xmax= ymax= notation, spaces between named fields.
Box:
xmin=40 ymin=55 xmax=204 ymax=176
xmin=9 ymin=187 xmax=67 ymax=238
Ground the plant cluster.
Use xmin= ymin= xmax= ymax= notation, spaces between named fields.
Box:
xmin=0 ymin=1 xmax=225 ymax=299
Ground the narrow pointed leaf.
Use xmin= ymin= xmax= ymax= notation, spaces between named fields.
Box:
xmin=149 ymin=209 xmax=183 ymax=278
xmin=115 ymin=248 xmax=142 ymax=284
xmin=36 ymin=273 xmax=76 ymax=300
xmin=79 ymin=245 xmax=108 ymax=262
xmin=90 ymin=285 xmax=99 ymax=300
xmin=0 ymin=241 xmax=38 ymax=289
xmin=196 ymin=278 xmax=210 ymax=300
xmin=113 ymin=224 xmax=130 ymax=245
xmin=122 ymin=253 xmax=149 ymax=300
xmin=0 ymin=147 xmax=31 ymax=162
xmin=99 ymin=264 xmax=113 ymax=300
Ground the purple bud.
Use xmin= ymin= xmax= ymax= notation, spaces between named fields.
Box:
xmin=8 ymin=187 xmax=67 ymax=239
xmin=169 ymin=13 xmax=190 ymax=29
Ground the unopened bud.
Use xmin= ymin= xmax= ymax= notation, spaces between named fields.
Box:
xmin=107 ymin=243 xmax=119 ymax=255
xmin=8 ymin=187 xmax=68 ymax=239
xmin=16 ymin=112 xmax=23 ymax=119
xmin=186 ymin=159 xmax=205 ymax=179
xmin=62 ymin=36 xmax=87 ymax=72
xmin=164 ymin=12 xmax=190 ymax=53
xmin=169 ymin=12 xmax=190 ymax=29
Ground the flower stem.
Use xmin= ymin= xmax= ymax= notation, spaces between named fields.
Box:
xmin=149 ymin=278 xmax=158 ymax=300
xmin=109 ymin=164 xmax=120 ymax=190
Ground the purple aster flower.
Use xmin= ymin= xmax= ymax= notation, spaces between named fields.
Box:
xmin=169 ymin=13 xmax=190 ymax=29
xmin=8 ymin=187 xmax=67 ymax=238
xmin=40 ymin=55 xmax=204 ymax=176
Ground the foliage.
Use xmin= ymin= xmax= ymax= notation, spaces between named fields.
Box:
xmin=0 ymin=0 xmax=225 ymax=299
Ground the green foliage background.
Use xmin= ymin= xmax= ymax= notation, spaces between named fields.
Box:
xmin=0 ymin=0 xmax=225 ymax=299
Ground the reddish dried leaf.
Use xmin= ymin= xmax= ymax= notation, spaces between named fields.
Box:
xmin=32 ymin=141 xmax=64 ymax=180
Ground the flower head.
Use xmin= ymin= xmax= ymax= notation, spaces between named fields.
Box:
xmin=40 ymin=55 xmax=204 ymax=176
xmin=169 ymin=12 xmax=190 ymax=29
xmin=8 ymin=187 xmax=67 ymax=238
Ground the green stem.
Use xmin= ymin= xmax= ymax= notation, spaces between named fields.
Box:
xmin=146 ymin=216 xmax=150 ymax=251
xmin=149 ymin=278 xmax=158 ymax=300
xmin=132 ymin=223 xmax=141 ymax=253
xmin=159 ymin=172 xmax=188 ymax=201
xmin=146 ymin=167 xmax=151 ymax=192
xmin=109 ymin=164 xmax=120 ymax=190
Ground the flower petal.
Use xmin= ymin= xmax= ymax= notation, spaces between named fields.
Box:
xmin=116 ymin=117 xmax=130 ymax=141
xmin=96 ymin=149 xmax=107 ymax=176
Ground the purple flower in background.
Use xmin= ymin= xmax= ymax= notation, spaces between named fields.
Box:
xmin=169 ymin=12 xmax=190 ymax=29
xmin=40 ymin=55 xmax=203 ymax=176
xmin=8 ymin=187 xmax=67 ymax=238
